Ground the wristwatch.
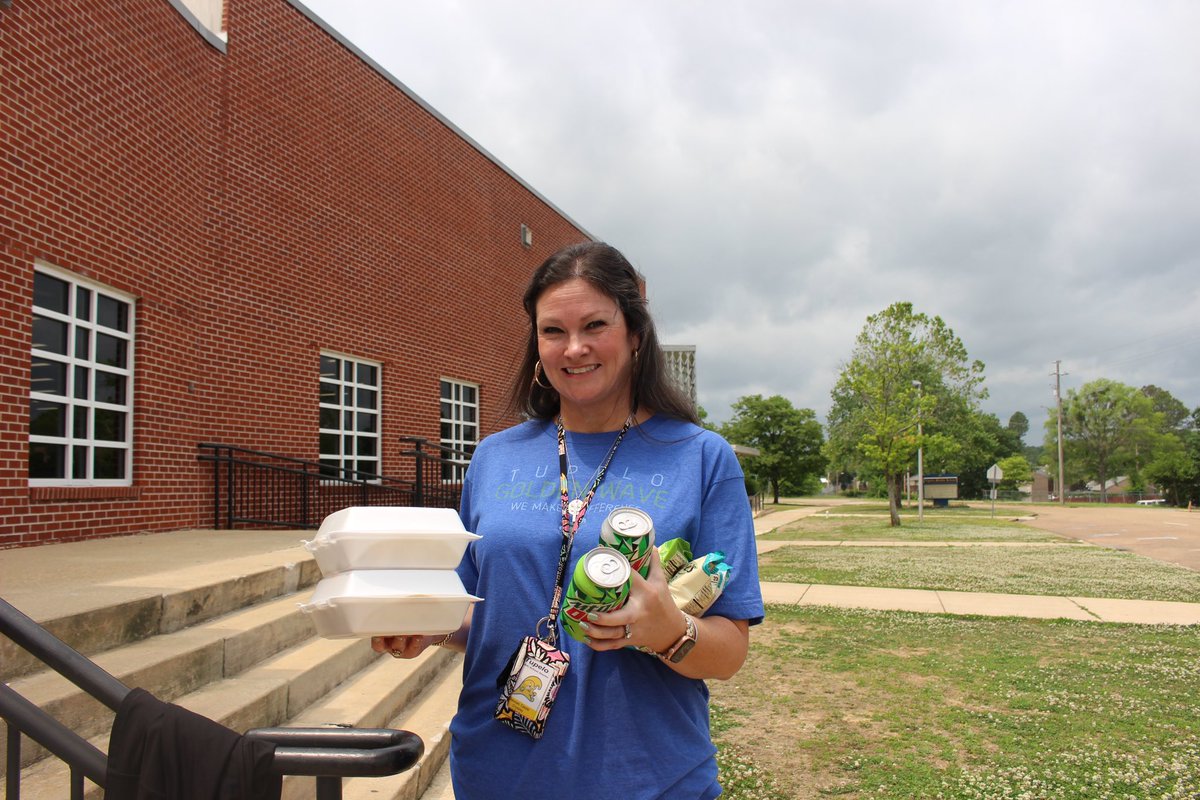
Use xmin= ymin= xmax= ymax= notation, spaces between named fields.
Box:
xmin=660 ymin=614 xmax=697 ymax=664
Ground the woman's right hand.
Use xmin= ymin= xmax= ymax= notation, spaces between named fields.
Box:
xmin=371 ymin=634 xmax=436 ymax=659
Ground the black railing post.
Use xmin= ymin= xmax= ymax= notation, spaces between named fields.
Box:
xmin=413 ymin=440 xmax=425 ymax=507
xmin=224 ymin=448 xmax=235 ymax=529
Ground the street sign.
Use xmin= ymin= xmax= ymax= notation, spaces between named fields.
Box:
xmin=986 ymin=464 xmax=1003 ymax=483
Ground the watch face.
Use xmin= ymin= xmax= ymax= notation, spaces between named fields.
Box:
xmin=668 ymin=637 xmax=696 ymax=663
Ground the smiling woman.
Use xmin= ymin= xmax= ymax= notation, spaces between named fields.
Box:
xmin=372 ymin=241 xmax=766 ymax=800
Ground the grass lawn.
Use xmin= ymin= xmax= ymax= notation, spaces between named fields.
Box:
xmin=756 ymin=543 xmax=1200 ymax=602
xmin=713 ymin=605 xmax=1200 ymax=800
xmin=758 ymin=514 xmax=1066 ymax=543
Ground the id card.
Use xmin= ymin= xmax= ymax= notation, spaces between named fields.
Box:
xmin=494 ymin=636 xmax=570 ymax=740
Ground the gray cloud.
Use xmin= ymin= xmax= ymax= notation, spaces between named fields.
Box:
xmin=306 ymin=0 xmax=1200 ymax=436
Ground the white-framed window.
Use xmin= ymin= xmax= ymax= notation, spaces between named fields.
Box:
xmin=29 ymin=264 xmax=135 ymax=485
xmin=319 ymin=353 xmax=381 ymax=481
xmin=439 ymin=378 xmax=478 ymax=481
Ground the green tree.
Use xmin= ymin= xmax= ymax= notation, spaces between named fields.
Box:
xmin=721 ymin=395 xmax=826 ymax=504
xmin=1140 ymin=385 xmax=1191 ymax=432
xmin=1045 ymin=379 xmax=1162 ymax=501
xmin=826 ymin=302 xmax=986 ymax=526
xmin=996 ymin=454 xmax=1033 ymax=492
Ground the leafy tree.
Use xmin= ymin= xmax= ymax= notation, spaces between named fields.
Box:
xmin=721 ymin=395 xmax=826 ymax=504
xmin=1140 ymin=385 xmax=1191 ymax=433
xmin=826 ymin=302 xmax=986 ymax=525
xmin=996 ymin=454 xmax=1033 ymax=492
xmin=1006 ymin=411 xmax=1029 ymax=451
xmin=1045 ymin=379 xmax=1162 ymax=501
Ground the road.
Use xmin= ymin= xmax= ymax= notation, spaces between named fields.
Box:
xmin=1015 ymin=503 xmax=1200 ymax=572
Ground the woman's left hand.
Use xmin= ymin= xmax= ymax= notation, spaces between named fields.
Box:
xmin=583 ymin=547 xmax=687 ymax=655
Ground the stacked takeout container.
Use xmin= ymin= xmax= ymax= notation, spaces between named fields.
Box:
xmin=298 ymin=506 xmax=482 ymax=639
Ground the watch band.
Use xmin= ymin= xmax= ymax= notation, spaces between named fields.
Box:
xmin=660 ymin=614 xmax=697 ymax=663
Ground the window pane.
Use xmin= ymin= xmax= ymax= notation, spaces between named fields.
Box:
xmin=320 ymin=356 xmax=339 ymax=379
xmin=94 ymin=409 xmax=125 ymax=441
xmin=440 ymin=401 xmax=451 ymax=419
xmin=319 ymin=459 xmax=340 ymax=479
xmin=96 ymin=296 xmax=129 ymax=332
xmin=96 ymin=333 xmax=127 ymax=368
xmin=74 ymin=366 xmax=89 ymax=399
xmin=357 ymin=460 xmax=378 ymax=479
xmin=319 ymin=407 xmax=338 ymax=429
xmin=343 ymin=410 xmax=353 ymax=429
xmin=343 ymin=361 xmax=353 ymax=381
xmin=357 ymin=437 xmax=377 ymax=457
xmin=30 ymin=399 xmax=65 ymax=436
xmin=73 ymin=445 xmax=88 ymax=479
xmin=441 ymin=422 xmax=453 ymax=440
xmin=76 ymin=287 xmax=92 ymax=321
xmin=319 ymin=433 xmax=338 ymax=456
xmin=95 ymin=371 xmax=126 ymax=404
xmin=73 ymin=407 xmax=88 ymax=438
xmin=357 ymin=363 xmax=377 ymax=385
xmin=463 ymin=385 xmax=477 ymax=404
xmin=32 ymin=315 xmax=68 ymax=354
xmin=343 ymin=386 xmax=353 ymax=405
xmin=75 ymin=327 xmax=90 ymax=359
xmin=319 ymin=382 xmax=338 ymax=404
xmin=463 ymin=405 xmax=476 ymax=423
xmin=343 ymin=435 xmax=353 ymax=454
xmin=440 ymin=381 xmax=451 ymax=400
xmin=463 ymin=425 xmax=476 ymax=441
xmin=29 ymin=443 xmax=65 ymax=478
xmin=34 ymin=272 xmax=69 ymax=314
xmin=32 ymin=357 xmax=67 ymax=396
xmin=356 ymin=387 xmax=376 ymax=409
xmin=356 ymin=413 xmax=377 ymax=433
xmin=94 ymin=447 xmax=125 ymax=479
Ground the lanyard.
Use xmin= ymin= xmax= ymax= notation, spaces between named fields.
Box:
xmin=539 ymin=415 xmax=632 ymax=645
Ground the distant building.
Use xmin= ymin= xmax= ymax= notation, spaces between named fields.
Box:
xmin=662 ymin=345 xmax=697 ymax=405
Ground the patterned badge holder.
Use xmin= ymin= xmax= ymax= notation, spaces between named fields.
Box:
xmin=494 ymin=629 xmax=570 ymax=740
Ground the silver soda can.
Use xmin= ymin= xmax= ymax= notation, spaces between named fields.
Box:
xmin=599 ymin=507 xmax=655 ymax=578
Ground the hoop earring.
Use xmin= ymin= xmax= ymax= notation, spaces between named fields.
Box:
xmin=532 ymin=360 xmax=553 ymax=390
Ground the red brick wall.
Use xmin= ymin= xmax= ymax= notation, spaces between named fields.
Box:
xmin=0 ymin=0 xmax=588 ymax=547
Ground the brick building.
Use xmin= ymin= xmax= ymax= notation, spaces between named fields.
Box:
xmin=1 ymin=0 xmax=592 ymax=548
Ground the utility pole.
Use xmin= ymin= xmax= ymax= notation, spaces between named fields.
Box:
xmin=1054 ymin=361 xmax=1066 ymax=505
xmin=913 ymin=380 xmax=924 ymax=522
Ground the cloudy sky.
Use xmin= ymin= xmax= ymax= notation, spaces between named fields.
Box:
xmin=301 ymin=0 xmax=1200 ymax=437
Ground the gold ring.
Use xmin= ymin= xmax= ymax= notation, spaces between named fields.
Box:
xmin=623 ymin=624 xmax=632 ymax=639
xmin=390 ymin=649 xmax=403 ymax=659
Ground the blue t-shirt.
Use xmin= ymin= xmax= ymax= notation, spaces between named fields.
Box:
xmin=450 ymin=415 xmax=765 ymax=800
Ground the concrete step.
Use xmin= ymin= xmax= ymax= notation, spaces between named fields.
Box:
xmin=281 ymin=647 xmax=458 ymax=800
xmin=14 ymin=632 xmax=380 ymax=799
xmin=339 ymin=660 xmax=463 ymax=800
xmin=3 ymin=591 xmax=317 ymax=773
xmin=1 ymin=544 xmax=320 ymax=682
xmin=421 ymin=760 xmax=456 ymax=800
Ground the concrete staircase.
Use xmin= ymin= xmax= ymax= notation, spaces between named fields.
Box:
xmin=0 ymin=539 xmax=459 ymax=799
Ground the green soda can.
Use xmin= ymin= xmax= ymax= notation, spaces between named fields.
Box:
xmin=559 ymin=546 xmax=631 ymax=643
xmin=599 ymin=507 xmax=656 ymax=578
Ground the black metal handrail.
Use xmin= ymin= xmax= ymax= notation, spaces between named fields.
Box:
xmin=198 ymin=440 xmax=471 ymax=529
xmin=398 ymin=436 xmax=471 ymax=509
xmin=0 ymin=596 xmax=423 ymax=800
xmin=198 ymin=443 xmax=420 ymax=529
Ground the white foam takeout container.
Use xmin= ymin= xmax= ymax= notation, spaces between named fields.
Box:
xmin=304 ymin=506 xmax=480 ymax=574
xmin=299 ymin=569 xmax=482 ymax=639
